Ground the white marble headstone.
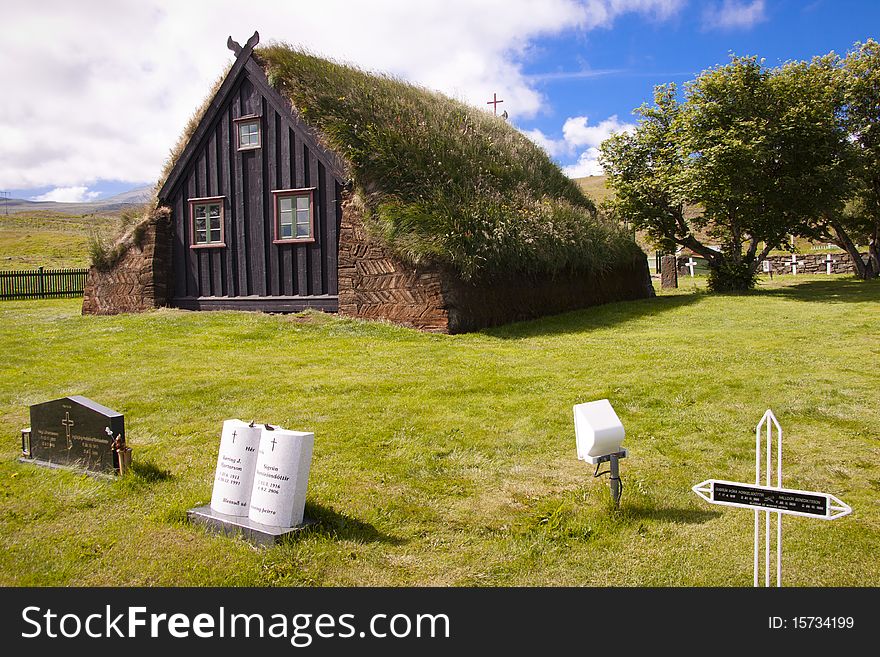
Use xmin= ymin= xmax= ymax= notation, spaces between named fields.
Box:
xmin=210 ymin=419 xmax=262 ymax=516
xmin=248 ymin=427 xmax=314 ymax=528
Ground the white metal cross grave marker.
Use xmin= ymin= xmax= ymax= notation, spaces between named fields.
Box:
xmin=825 ymin=253 xmax=838 ymax=275
xmin=685 ymin=257 xmax=697 ymax=277
xmin=692 ymin=410 xmax=851 ymax=587
xmin=789 ymin=253 xmax=801 ymax=275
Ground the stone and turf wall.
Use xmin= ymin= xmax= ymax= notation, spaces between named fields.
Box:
xmin=338 ymin=200 xmax=655 ymax=334
xmin=337 ymin=199 xmax=451 ymax=332
xmin=440 ymin=257 xmax=655 ymax=333
xmin=82 ymin=207 xmax=173 ymax=315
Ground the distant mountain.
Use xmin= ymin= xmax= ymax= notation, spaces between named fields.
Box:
xmin=1 ymin=185 xmax=153 ymax=216
xmin=99 ymin=185 xmax=154 ymax=205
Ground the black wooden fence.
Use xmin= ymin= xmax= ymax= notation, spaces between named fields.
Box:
xmin=0 ymin=267 xmax=89 ymax=300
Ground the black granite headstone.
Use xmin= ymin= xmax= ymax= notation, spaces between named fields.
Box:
xmin=26 ymin=396 xmax=124 ymax=475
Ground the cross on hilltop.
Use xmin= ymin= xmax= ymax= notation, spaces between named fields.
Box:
xmin=486 ymin=92 xmax=504 ymax=116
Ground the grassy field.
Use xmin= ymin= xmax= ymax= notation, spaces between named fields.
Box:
xmin=574 ymin=175 xmax=614 ymax=205
xmin=1 ymin=275 xmax=878 ymax=586
xmin=0 ymin=212 xmax=122 ymax=270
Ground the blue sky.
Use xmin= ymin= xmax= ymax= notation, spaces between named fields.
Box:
xmin=2 ymin=1 xmax=878 ymax=201
xmin=525 ymin=0 xmax=878 ymax=122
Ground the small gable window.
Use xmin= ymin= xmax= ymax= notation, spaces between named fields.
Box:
xmin=235 ymin=116 xmax=261 ymax=150
xmin=273 ymin=189 xmax=315 ymax=243
xmin=189 ymin=197 xmax=225 ymax=248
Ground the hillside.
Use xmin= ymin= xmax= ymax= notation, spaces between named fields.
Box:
xmin=574 ymin=175 xmax=614 ymax=205
xmin=1 ymin=186 xmax=152 ymax=216
xmin=253 ymin=45 xmax=641 ymax=280
xmin=0 ymin=212 xmax=124 ymax=270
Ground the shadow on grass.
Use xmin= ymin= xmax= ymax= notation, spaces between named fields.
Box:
xmin=127 ymin=459 xmax=173 ymax=483
xmin=303 ymin=502 xmax=407 ymax=546
xmin=752 ymin=277 xmax=880 ymax=304
xmin=484 ymin=292 xmax=704 ymax=340
xmin=620 ymin=505 xmax=721 ymax=525
xmin=118 ymin=460 xmax=173 ymax=493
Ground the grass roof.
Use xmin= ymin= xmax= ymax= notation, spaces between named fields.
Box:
xmin=256 ymin=45 xmax=642 ymax=280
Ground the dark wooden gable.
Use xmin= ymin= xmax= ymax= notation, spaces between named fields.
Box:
xmin=157 ymin=33 xmax=348 ymax=312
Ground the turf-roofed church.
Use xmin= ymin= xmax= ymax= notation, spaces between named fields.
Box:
xmin=83 ymin=32 xmax=654 ymax=332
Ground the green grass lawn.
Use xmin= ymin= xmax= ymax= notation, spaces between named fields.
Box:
xmin=1 ymin=275 xmax=878 ymax=586
xmin=0 ymin=212 xmax=121 ymax=270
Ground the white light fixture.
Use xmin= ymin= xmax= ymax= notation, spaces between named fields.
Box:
xmin=573 ymin=399 xmax=626 ymax=463
xmin=573 ymin=399 xmax=627 ymax=506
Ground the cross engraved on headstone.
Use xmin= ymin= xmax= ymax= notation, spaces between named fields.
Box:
xmin=271 ymin=436 xmax=278 ymax=452
xmin=26 ymin=396 xmax=125 ymax=475
xmin=231 ymin=430 xmax=237 ymax=444
xmin=825 ymin=253 xmax=838 ymax=275
xmin=61 ymin=412 xmax=74 ymax=450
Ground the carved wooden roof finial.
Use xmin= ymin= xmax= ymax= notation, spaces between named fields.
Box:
xmin=228 ymin=31 xmax=259 ymax=57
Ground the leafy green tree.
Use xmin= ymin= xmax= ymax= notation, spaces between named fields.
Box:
xmin=602 ymin=55 xmax=853 ymax=291
xmin=840 ymin=40 xmax=880 ymax=277
xmin=790 ymin=44 xmax=878 ymax=279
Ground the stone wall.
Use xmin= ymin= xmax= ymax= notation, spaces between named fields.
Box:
xmin=761 ymin=251 xmax=867 ymax=275
xmin=676 ymin=250 xmax=868 ymax=277
xmin=338 ymin=200 xmax=655 ymax=333
xmin=82 ymin=207 xmax=173 ymax=315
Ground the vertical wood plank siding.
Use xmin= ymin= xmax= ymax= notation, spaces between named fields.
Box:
xmin=164 ymin=68 xmax=342 ymax=311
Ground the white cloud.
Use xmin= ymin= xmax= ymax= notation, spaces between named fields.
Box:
xmin=562 ymin=115 xmax=634 ymax=147
xmin=562 ymin=148 xmax=606 ymax=177
xmin=524 ymin=115 xmax=634 ymax=177
xmin=702 ymin=0 xmax=766 ymax=30
xmin=523 ymin=129 xmax=569 ymax=158
xmin=0 ymin=1 xmax=684 ymax=190
xmin=31 ymin=186 xmax=102 ymax=203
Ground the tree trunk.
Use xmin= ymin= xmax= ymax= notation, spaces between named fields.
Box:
xmin=868 ymin=218 xmax=880 ymax=278
xmin=746 ymin=240 xmax=775 ymax=280
xmin=830 ymin=220 xmax=869 ymax=279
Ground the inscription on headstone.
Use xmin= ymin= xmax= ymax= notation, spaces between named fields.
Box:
xmin=248 ymin=427 xmax=315 ymax=528
xmin=210 ymin=420 xmax=261 ymax=516
xmin=26 ymin=396 xmax=124 ymax=475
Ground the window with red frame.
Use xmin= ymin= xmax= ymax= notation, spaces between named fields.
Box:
xmin=189 ymin=198 xmax=225 ymax=247
xmin=273 ymin=189 xmax=314 ymax=243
